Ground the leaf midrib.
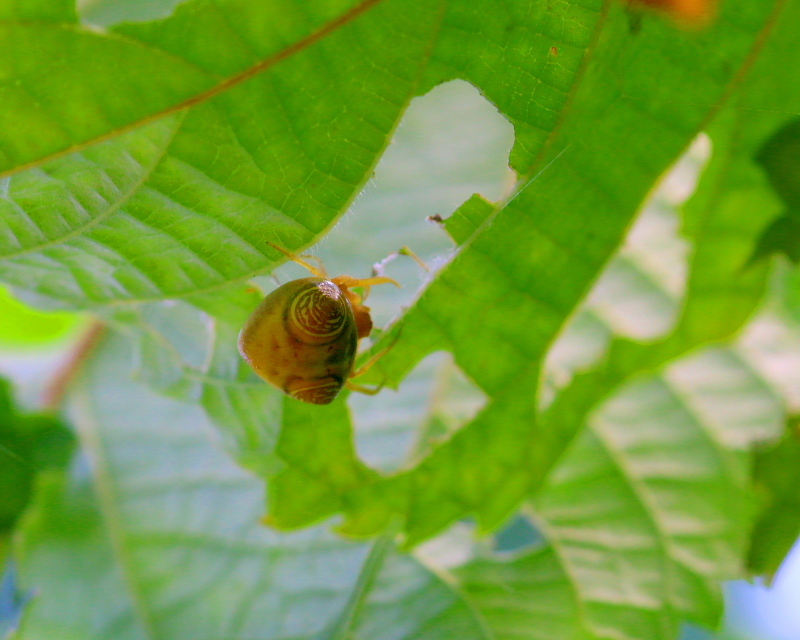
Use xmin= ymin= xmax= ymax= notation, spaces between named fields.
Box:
xmin=317 ymin=533 xmax=394 ymax=640
xmin=0 ymin=0 xmax=389 ymax=180
xmin=71 ymin=373 xmax=162 ymax=640
xmin=0 ymin=111 xmax=186 ymax=261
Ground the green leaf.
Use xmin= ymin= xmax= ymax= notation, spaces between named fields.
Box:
xmin=15 ymin=331 xmax=490 ymax=640
xmin=0 ymin=378 xmax=74 ymax=542
xmin=457 ymin=543 xmax=591 ymax=640
xmin=747 ymin=417 xmax=800 ymax=581
xmin=533 ymin=349 xmax=783 ymax=639
xmin=3 ymin=0 xmax=800 ymax=635
xmin=0 ymin=0 xmax=448 ymax=316
xmin=502 ymin=9 xmax=800 ymax=629
xmin=0 ymin=287 xmax=84 ymax=349
xmin=0 ymin=0 xmax=382 ymax=176
xmin=530 ymin=0 xmax=800 ymax=501
xmin=508 ymin=16 xmax=800 ymax=626
xmin=756 ymin=117 xmax=800 ymax=210
xmin=267 ymin=0 xmax=790 ymax=542
xmin=0 ymin=0 xmax=785 ymax=493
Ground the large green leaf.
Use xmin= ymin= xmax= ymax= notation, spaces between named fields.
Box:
xmin=0 ymin=0 xmax=788 ymax=533
xmin=507 ymin=7 xmax=800 ymax=633
xmin=532 ymin=348 xmax=782 ymax=639
xmin=447 ymin=168 xmax=786 ymax=640
xmin=438 ymin=190 xmax=785 ymax=640
xmin=15 ymin=332 xmax=490 ymax=640
xmin=16 ymin=326 xmax=783 ymax=640
xmin=265 ymin=0 xmax=790 ymax=543
xmin=3 ymin=0 xmax=800 ymax=636
xmin=451 ymin=343 xmax=783 ymax=640
xmin=0 ymin=0 xmax=592 ymax=317
xmin=528 ymin=0 xmax=800 ymax=531
xmin=4 ymin=0 xmax=784 ymax=543
xmin=0 ymin=0 xmax=377 ymax=176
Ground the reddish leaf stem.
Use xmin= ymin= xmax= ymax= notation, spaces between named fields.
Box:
xmin=42 ymin=320 xmax=105 ymax=412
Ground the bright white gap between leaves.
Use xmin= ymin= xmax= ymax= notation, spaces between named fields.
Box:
xmin=725 ymin=538 xmax=800 ymax=640
xmin=78 ymin=0 xmax=189 ymax=27
xmin=739 ymin=298 xmax=800 ymax=412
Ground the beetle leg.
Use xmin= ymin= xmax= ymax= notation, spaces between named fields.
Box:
xmin=332 ymin=274 xmax=400 ymax=304
xmin=345 ymin=380 xmax=384 ymax=395
xmin=343 ymin=329 xmax=402 ymax=395
xmin=332 ymin=275 xmax=400 ymax=289
xmin=350 ymin=327 xmax=402 ymax=379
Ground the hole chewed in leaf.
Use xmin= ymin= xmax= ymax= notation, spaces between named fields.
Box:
xmin=310 ymin=79 xmax=515 ymax=331
xmin=263 ymin=79 xmax=512 ymax=535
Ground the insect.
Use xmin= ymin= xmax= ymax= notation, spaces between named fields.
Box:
xmin=238 ymin=243 xmax=402 ymax=405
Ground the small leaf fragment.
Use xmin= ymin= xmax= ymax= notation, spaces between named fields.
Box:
xmin=0 ymin=379 xmax=74 ymax=537
xmin=444 ymin=194 xmax=495 ymax=245
xmin=748 ymin=417 xmax=800 ymax=581
xmin=757 ymin=118 xmax=800 ymax=210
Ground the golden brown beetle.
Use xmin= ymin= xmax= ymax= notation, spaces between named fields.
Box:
xmin=238 ymin=243 xmax=399 ymax=405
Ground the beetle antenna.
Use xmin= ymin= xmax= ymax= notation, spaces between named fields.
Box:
xmin=266 ymin=241 xmax=328 ymax=278
xmin=372 ymin=245 xmax=429 ymax=278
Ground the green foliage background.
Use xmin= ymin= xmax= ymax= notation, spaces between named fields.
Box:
xmin=2 ymin=0 xmax=800 ymax=638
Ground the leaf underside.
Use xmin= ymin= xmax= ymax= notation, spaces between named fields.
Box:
xmin=3 ymin=0 xmax=800 ymax=638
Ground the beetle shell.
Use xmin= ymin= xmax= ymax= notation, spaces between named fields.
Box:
xmin=238 ymin=277 xmax=358 ymax=405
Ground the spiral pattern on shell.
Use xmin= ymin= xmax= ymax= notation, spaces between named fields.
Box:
xmin=290 ymin=377 xmax=343 ymax=404
xmin=289 ymin=280 xmax=348 ymax=338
